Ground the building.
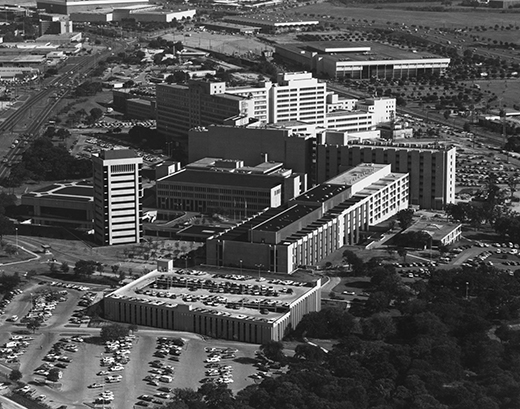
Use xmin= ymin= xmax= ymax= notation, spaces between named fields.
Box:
xmin=189 ymin=124 xmax=316 ymax=177
xmin=221 ymin=15 xmax=319 ymax=33
xmin=156 ymin=158 xmax=306 ymax=218
xmin=157 ymin=72 xmax=396 ymax=143
xmin=275 ymin=42 xmax=450 ymax=79
xmin=39 ymin=13 xmax=73 ymax=36
xmin=206 ymin=163 xmax=409 ymax=273
xmin=269 ymin=72 xmax=327 ymax=126
xmin=402 ymin=219 xmax=462 ymax=247
xmin=92 ymin=149 xmax=143 ymax=246
xmin=103 ymin=260 xmax=322 ymax=343
xmin=36 ymin=0 xmax=150 ymax=14
xmin=489 ymin=0 xmax=520 ymax=7
xmin=21 ymin=181 xmax=94 ymax=229
xmin=316 ymin=139 xmax=456 ymax=210
xmin=203 ymin=22 xmax=261 ymax=35
xmin=156 ymin=80 xmax=258 ymax=144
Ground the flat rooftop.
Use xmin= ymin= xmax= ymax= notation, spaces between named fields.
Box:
xmin=326 ymin=163 xmax=389 ymax=186
xmin=295 ymin=184 xmax=348 ymax=203
xmin=23 ymin=181 xmax=93 ymax=202
xmin=403 ymin=220 xmax=461 ymax=241
xmin=100 ymin=148 xmax=139 ymax=159
xmin=107 ymin=268 xmax=319 ymax=322
xmin=252 ymin=204 xmax=317 ymax=232
xmin=277 ymin=41 xmax=449 ymax=62
xmin=160 ymin=168 xmax=284 ymax=189
xmin=223 ymin=15 xmax=319 ymax=26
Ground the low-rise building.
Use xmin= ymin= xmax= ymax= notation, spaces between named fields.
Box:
xmin=21 ymin=181 xmax=94 ymax=229
xmin=401 ymin=219 xmax=462 ymax=247
xmin=103 ymin=261 xmax=322 ymax=343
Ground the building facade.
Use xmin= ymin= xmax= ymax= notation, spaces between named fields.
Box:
xmin=103 ymin=263 xmax=322 ymax=343
xmin=156 ymin=80 xmax=256 ymax=143
xmin=156 ymin=72 xmax=396 ymax=143
xmin=206 ymin=163 xmax=409 ymax=273
xmin=156 ymin=158 xmax=306 ymax=218
xmin=92 ymin=149 xmax=143 ymax=245
xmin=275 ymin=42 xmax=450 ymax=79
xmin=316 ymin=140 xmax=456 ymax=210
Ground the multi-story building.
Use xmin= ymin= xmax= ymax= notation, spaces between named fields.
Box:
xmin=316 ymin=140 xmax=456 ymax=210
xmin=206 ymin=163 xmax=409 ymax=273
xmin=156 ymin=158 xmax=306 ymax=218
xmin=156 ymin=72 xmax=396 ymax=143
xmin=269 ymin=72 xmax=327 ymax=126
xmin=189 ymin=124 xmax=455 ymax=209
xmin=92 ymin=149 xmax=143 ymax=246
xmin=188 ymin=124 xmax=316 ymax=177
xmin=156 ymin=80 xmax=257 ymax=143
xmin=103 ymin=260 xmax=322 ymax=343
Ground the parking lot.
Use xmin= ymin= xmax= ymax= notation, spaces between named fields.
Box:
xmin=0 ymin=279 xmax=263 ymax=409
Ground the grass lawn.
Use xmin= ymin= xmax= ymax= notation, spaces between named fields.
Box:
xmin=292 ymin=2 xmax=520 ymax=29
xmin=473 ymin=79 xmax=520 ymax=109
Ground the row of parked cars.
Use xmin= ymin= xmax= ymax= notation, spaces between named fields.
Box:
xmin=0 ymin=288 xmax=22 ymax=317
xmin=136 ymin=337 xmax=186 ymax=407
xmin=0 ymin=335 xmax=34 ymax=364
xmin=202 ymin=346 xmax=237 ymax=385
xmin=90 ymin=335 xmax=137 ymax=405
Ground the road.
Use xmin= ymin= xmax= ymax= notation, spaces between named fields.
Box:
xmin=0 ymin=46 xmax=126 ymax=183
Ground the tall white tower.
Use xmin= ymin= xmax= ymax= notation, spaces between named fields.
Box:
xmin=92 ymin=149 xmax=143 ymax=246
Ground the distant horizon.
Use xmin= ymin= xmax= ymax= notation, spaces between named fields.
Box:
xmin=0 ymin=0 xmax=36 ymax=6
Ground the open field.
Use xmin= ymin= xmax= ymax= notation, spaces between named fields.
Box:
xmin=162 ymin=31 xmax=273 ymax=58
xmin=474 ymin=78 xmax=520 ymax=109
xmin=291 ymin=3 xmax=520 ymax=29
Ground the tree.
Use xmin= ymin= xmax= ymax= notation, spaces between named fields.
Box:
xmin=397 ymin=247 xmax=408 ymax=263
xmin=396 ymin=209 xmax=415 ymax=230
xmin=294 ymin=343 xmax=326 ymax=362
xmin=4 ymin=244 xmax=17 ymax=255
xmin=443 ymin=110 xmax=451 ymax=120
xmin=174 ymin=41 xmax=184 ymax=53
xmin=60 ymin=262 xmax=69 ymax=273
xmin=0 ymin=215 xmax=14 ymax=241
xmin=260 ymin=340 xmax=285 ymax=362
xmin=100 ymin=323 xmax=130 ymax=341
xmin=73 ymin=260 xmax=98 ymax=276
xmin=47 ymin=368 xmax=61 ymax=382
xmin=463 ymin=121 xmax=472 ymax=132
xmin=9 ymin=369 xmax=22 ymax=382
xmin=90 ymin=107 xmax=103 ymax=121
xmin=27 ymin=318 xmax=41 ymax=333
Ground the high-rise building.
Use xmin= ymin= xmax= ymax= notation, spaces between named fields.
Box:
xmin=189 ymin=124 xmax=456 ymax=210
xmin=316 ymin=140 xmax=456 ymax=210
xmin=92 ymin=149 xmax=143 ymax=246
xmin=156 ymin=72 xmax=395 ymax=144
xmin=156 ymin=80 xmax=259 ymax=144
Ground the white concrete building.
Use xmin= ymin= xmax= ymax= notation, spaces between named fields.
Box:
xmin=92 ymin=149 xmax=143 ymax=245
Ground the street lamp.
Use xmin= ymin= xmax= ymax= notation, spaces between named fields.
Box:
xmin=255 ymin=264 xmax=263 ymax=281
xmin=15 ymin=227 xmax=18 ymax=249
xmin=239 ymin=259 xmax=243 ymax=275
xmin=465 ymin=281 xmax=469 ymax=300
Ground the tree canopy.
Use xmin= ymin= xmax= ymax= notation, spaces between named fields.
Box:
xmin=155 ymin=264 xmax=520 ymax=409
xmin=8 ymin=137 xmax=91 ymax=185
xmin=100 ymin=323 xmax=130 ymax=342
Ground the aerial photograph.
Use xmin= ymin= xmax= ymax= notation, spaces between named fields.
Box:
xmin=0 ymin=0 xmax=519 ymax=407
